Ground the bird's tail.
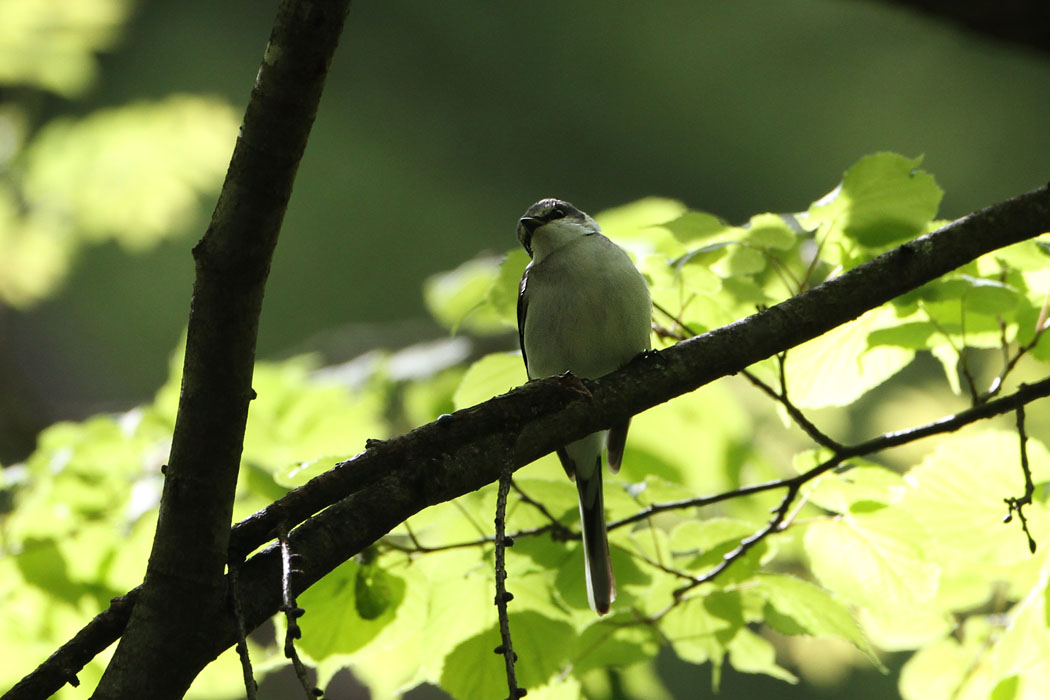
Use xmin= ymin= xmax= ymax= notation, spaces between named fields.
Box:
xmin=576 ymin=458 xmax=615 ymax=615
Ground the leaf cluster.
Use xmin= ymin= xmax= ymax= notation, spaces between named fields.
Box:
xmin=6 ymin=154 xmax=1050 ymax=699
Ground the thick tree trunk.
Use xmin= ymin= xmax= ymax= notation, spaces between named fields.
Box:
xmin=89 ymin=1 xmax=352 ymax=698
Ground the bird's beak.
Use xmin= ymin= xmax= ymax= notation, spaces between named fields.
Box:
xmin=519 ymin=216 xmax=544 ymax=235
xmin=518 ymin=216 xmax=543 ymax=257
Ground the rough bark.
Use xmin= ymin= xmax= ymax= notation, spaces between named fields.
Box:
xmin=87 ymin=1 xmax=351 ymax=698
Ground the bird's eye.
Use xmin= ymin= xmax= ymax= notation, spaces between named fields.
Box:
xmin=549 ymin=207 xmax=566 ymax=220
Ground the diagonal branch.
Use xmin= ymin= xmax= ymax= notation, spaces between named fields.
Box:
xmin=8 ymin=184 xmax=1050 ymax=700
xmin=229 ymin=183 xmax=1050 ymax=559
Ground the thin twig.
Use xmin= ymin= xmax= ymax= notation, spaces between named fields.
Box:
xmin=655 ymin=299 xmax=842 ymax=450
xmin=511 ymin=479 xmax=574 ymax=540
xmin=673 ymin=484 xmax=800 ymax=598
xmin=609 ymin=375 xmax=1050 ymax=533
xmin=741 ymin=364 xmax=843 ymax=451
xmin=631 ymin=549 xmax=698 ymax=583
xmin=1003 ymin=403 xmax=1038 ymax=553
xmin=493 ymin=469 xmax=523 ymax=699
xmin=985 ymin=330 xmax=1045 ymax=400
xmin=227 ymin=557 xmax=258 ymax=700
xmin=277 ymin=520 xmax=321 ymax=700
xmin=381 ymin=521 xmax=560 ymax=555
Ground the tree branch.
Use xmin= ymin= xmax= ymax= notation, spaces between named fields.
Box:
xmin=9 ymin=186 xmax=1050 ymax=698
xmin=230 ymin=182 xmax=1050 ymax=556
xmin=87 ymin=1 xmax=351 ymax=699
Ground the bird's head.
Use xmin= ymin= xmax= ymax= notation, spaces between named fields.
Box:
xmin=517 ymin=198 xmax=599 ymax=261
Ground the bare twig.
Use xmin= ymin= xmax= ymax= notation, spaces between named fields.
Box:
xmin=985 ymin=324 xmax=1047 ymax=400
xmin=655 ymin=300 xmax=842 ymax=451
xmin=277 ymin=521 xmax=321 ymax=700
xmin=511 ymin=479 xmax=574 ymax=540
xmin=741 ymin=362 xmax=843 ymax=451
xmin=493 ymin=470 xmax=523 ymax=700
xmin=1003 ymin=403 xmax=1038 ymax=553
xmin=674 ymin=484 xmax=800 ymax=598
xmin=227 ymin=557 xmax=258 ymax=700
xmin=609 ymin=375 xmax=1050 ymax=533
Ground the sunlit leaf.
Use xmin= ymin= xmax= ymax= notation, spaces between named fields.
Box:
xmin=899 ymin=635 xmax=970 ymax=700
xmin=900 ymin=431 xmax=1050 ymax=568
xmin=0 ymin=185 xmax=74 ymax=306
xmin=596 ymin=197 xmax=689 ymax=256
xmin=808 ymin=152 xmax=942 ymax=249
xmin=755 ymin=573 xmax=878 ymax=662
xmin=803 ymin=463 xmax=907 ymax=514
xmin=452 ymin=352 xmax=527 ymax=410
xmin=297 ymin=559 xmax=407 ymax=659
xmin=726 ymin=627 xmax=797 ymax=683
xmin=660 ymin=210 xmax=731 ymax=246
xmin=23 ymin=96 xmax=237 ymax=248
xmin=486 ymin=247 xmax=531 ymax=324
xmin=424 ymin=255 xmax=506 ymax=333
xmin=804 ymin=508 xmax=945 ymax=649
xmin=0 ymin=0 xmax=131 ymax=96
xmin=784 ymin=306 xmax=915 ymax=408
xmin=745 ymin=213 xmax=798 ymax=250
xmin=441 ymin=612 xmax=574 ymax=700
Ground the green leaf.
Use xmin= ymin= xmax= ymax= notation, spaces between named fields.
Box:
xmin=0 ymin=0 xmax=131 ymax=97
xmin=244 ymin=360 xmax=386 ymax=482
xmin=784 ymin=306 xmax=915 ymax=408
xmin=726 ymin=627 xmax=797 ymax=683
xmin=745 ymin=213 xmax=798 ymax=250
xmin=452 ymin=352 xmax=527 ymax=410
xmin=711 ymin=244 xmax=766 ymax=277
xmin=661 ymin=211 xmax=731 ymax=245
xmin=867 ymin=321 xmax=937 ymax=350
xmin=439 ymin=628 xmax=510 ymax=700
xmin=804 ymin=508 xmax=947 ymax=649
xmin=296 ymin=559 xmax=407 ymax=659
xmin=0 ymin=184 xmax=74 ymax=307
xmin=486 ymin=247 xmax=531 ymax=324
xmin=808 ymin=152 xmax=942 ymax=249
xmin=899 ymin=636 xmax=970 ymax=700
xmin=411 ymin=572 xmax=496 ymax=688
xmin=23 ymin=96 xmax=237 ymax=248
xmin=423 ymin=255 xmax=506 ymax=333
xmin=902 ymin=571 xmax=1050 ymax=700
xmin=355 ymin=563 xmax=399 ymax=620
xmin=661 ymin=595 xmax=737 ymax=666
xmin=804 ymin=463 xmax=907 ymax=514
xmin=920 ymin=275 xmax=1022 ymax=315
xmin=440 ymin=612 xmax=574 ymax=699
xmin=595 ymin=197 xmax=689 ymax=257
xmin=670 ymin=518 xmax=771 ymax=582
xmin=899 ymin=431 xmax=1050 ymax=568
xmin=755 ymin=573 xmax=877 ymax=662
xmin=570 ymin=620 xmax=659 ymax=676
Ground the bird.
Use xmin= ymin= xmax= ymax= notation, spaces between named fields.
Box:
xmin=515 ymin=198 xmax=652 ymax=615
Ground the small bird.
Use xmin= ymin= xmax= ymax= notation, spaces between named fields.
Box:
xmin=516 ymin=198 xmax=652 ymax=615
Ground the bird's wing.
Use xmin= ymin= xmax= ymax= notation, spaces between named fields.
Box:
xmin=517 ymin=269 xmax=529 ymax=373
xmin=556 ymin=447 xmax=575 ymax=480
xmin=606 ymin=419 xmax=631 ymax=474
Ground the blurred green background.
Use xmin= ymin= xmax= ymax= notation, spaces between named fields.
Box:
xmin=3 ymin=1 xmax=1050 ymax=698
xmin=4 ymin=0 xmax=1049 ymax=461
